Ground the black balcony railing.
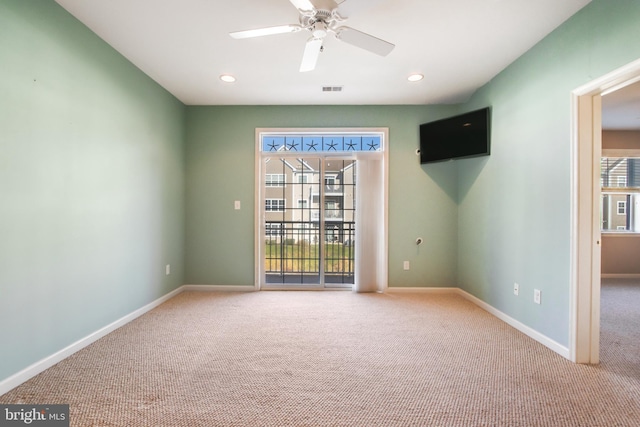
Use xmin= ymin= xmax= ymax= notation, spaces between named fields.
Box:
xmin=325 ymin=184 xmax=343 ymax=193
xmin=265 ymin=220 xmax=355 ymax=285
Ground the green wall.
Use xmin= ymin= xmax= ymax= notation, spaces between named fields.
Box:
xmin=0 ymin=0 xmax=185 ymax=382
xmin=3 ymin=0 xmax=640 ymax=390
xmin=185 ymin=105 xmax=460 ymax=288
xmin=457 ymin=0 xmax=640 ymax=346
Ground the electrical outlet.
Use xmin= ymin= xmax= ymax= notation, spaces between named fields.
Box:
xmin=534 ymin=289 xmax=541 ymax=304
xmin=513 ymin=282 xmax=519 ymax=296
xmin=403 ymin=261 xmax=410 ymax=271
xmin=165 ymin=264 xmax=171 ymax=276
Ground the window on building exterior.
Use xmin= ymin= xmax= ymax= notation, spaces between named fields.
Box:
xmin=266 ymin=199 xmax=285 ymax=212
xmin=266 ymin=223 xmax=281 ymax=236
xmin=266 ymin=174 xmax=285 ymax=187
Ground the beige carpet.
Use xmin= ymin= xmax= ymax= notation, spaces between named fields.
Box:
xmin=600 ymin=278 xmax=640 ymax=380
xmin=2 ymin=290 xmax=640 ymax=426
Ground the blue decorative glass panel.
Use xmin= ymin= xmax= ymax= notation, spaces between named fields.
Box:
xmin=344 ymin=136 xmax=361 ymax=151
xmin=263 ymin=136 xmax=285 ymax=152
xmin=285 ymin=136 xmax=302 ymax=151
xmin=303 ymin=136 xmax=322 ymax=151
xmin=262 ymin=134 xmax=382 ymax=152
xmin=323 ymin=137 xmax=343 ymax=151
xmin=363 ymin=136 xmax=381 ymax=151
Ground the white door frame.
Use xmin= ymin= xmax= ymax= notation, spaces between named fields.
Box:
xmin=571 ymin=58 xmax=640 ymax=363
xmin=254 ymin=128 xmax=389 ymax=291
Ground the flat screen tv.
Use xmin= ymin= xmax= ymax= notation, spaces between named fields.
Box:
xmin=419 ymin=107 xmax=491 ymax=164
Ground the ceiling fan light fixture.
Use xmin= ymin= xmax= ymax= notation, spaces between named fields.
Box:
xmin=408 ymin=73 xmax=424 ymax=82
xmin=220 ymin=74 xmax=236 ymax=83
xmin=312 ymin=22 xmax=328 ymax=38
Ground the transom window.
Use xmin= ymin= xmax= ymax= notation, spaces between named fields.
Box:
xmin=262 ymin=134 xmax=382 ymax=153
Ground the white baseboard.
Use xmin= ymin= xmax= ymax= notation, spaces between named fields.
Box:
xmin=0 ymin=285 xmax=185 ymax=396
xmin=385 ymin=286 xmax=571 ymax=360
xmin=601 ymin=274 xmax=640 ymax=279
xmin=454 ymin=288 xmax=571 ymax=360
xmin=182 ymin=284 xmax=257 ymax=292
xmin=385 ymin=286 xmax=459 ymax=293
xmin=1 ymin=283 xmax=571 ymax=396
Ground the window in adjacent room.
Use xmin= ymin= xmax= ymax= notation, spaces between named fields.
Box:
xmin=600 ymin=157 xmax=640 ymax=232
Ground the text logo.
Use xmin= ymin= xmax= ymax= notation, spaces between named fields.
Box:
xmin=0 ymin=405 xmax=69 ymax=427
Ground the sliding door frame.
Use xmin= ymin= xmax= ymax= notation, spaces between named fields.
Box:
xmin=254 ymin=128 xmax=389 ymax=291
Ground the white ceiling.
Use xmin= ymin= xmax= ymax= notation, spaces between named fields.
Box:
xmin=54 ymin=0 xmax=592 ymax=106
xmin=602 ymin=80 xmax=640 ymax=130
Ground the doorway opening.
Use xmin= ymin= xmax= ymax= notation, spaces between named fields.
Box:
xmin=572 ymin=58 xmax=640 ymax=363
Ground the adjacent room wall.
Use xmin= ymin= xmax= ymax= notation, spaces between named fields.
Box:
xmin=0 ymin=0 xmax=185 ymax=383
xmin=456 ymin=0 xmax=640 ymax=347
xmin=603 ymin=130 xmax=640 ymax=150
xmin=184 ymin=105 xmax=460 ymax=289
xmin=601 ymin=235 xmax=640 ymax=276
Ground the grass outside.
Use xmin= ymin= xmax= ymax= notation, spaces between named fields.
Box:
xmin=265 ymin=241 xmax=354 ymax=273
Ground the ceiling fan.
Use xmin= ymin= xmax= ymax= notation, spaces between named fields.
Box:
xmin=229 ymin=0 xmax=395 ymax=72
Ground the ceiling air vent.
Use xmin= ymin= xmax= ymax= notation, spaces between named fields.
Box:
xmin=322 ymin=86 xmax=343 ymax=92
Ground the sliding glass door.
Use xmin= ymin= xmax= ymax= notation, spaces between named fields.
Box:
xmin=256 ymin=129 xmax=387 ymax=292
xmin=262 ymin=157 xmax=355 ymax=288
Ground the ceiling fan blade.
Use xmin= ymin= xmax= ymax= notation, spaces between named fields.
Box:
xmin=300 ymin=38 xmax=323 ymax=72
xmin=289 ymin=0 xmax=315 ymax=12
xmin=230 ymin=24 xmax=301 ymax=39
xmin=334 ymin=26 xmax=394 ymax=56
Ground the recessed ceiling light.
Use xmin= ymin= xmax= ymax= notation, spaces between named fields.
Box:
xmin=408 ymin=73 xmax=424 ymax=82
xmin=220 ymin=74 xmax=236 ymax=83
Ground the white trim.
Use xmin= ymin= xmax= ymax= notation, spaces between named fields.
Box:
xmin=571 ymin=57 xmax=640 ymax=364
xmin=0 ymin=285 xmax=185 ymax=396
xmin=601 ymin=232 xmax=640 ymax=237
xmin=385 ymin=286 xmax=459 ymax=293
xmin=1 ymin=283 xmax=573 ymax=396
xmin=455 ymin=289 xmax=571 ymax=360
xmin=601 ymin=274 xmax=640 ymax=279
xmin=0 ymin=283 xmax=261 ymax=395
xmin=602 ymin=149 xmax=640 ymax=157
xmin=386 ymin=287 xmax=570 ymax=359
